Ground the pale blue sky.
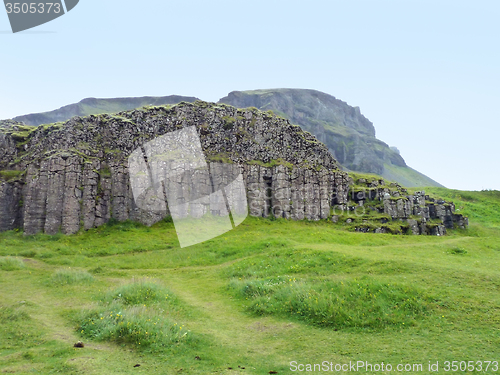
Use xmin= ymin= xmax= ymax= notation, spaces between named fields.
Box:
xmin=1 ymin=0 xmax=499 ymax=190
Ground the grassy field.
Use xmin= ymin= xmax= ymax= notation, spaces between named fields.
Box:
xmin=1 ymin=190 xmax=499 ymax=374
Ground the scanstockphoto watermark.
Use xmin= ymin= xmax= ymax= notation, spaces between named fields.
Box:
xmin=3 ymin=0 xmax=79 ymax=33
xmin=290 ymin=361 xmax=427 ymax=372
xmin=290 ymin=360 xmax=499 ymax=372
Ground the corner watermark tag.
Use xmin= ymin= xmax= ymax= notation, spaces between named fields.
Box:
xmin=128 ymin=126 xmax=248 ymax=248
xmin=3 ymin=0 xmax=79 ymax=33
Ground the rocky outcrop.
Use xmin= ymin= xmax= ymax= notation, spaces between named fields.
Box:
xmin=246 ymin=164 xmax=349 ymax=221
xmin=0 ymin=120 xmax=28 ymax=169
xmin=0 ymin=101 xmax=466 ymax=236
xmin=345 ymin=177 xmax=468 ymax=235
xmin=0 ymin=181 xmax=24 ymax=231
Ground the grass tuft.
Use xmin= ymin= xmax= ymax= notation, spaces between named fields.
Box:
xmin=229 ymin=276 xmax=433 ymax=329
xmin=0 ymin=256 xmax=26 ymax=271
xmin=449 ymin=247 xmax=468 ymax=255
xmin=77 ymin=304 xmax=191 ymax=351
xmin=102 ymin=280 xmax=179 ymax=306
xmin=17 ymin=249 xmax=38 ymax=258
xmin=77 ymin=281 xmax=191 ymax=351
xmin=50 ymin=269 xmax=94 ymax=285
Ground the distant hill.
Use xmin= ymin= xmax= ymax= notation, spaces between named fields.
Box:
xmin=219 ymin=89 xmax=444 ymax=188
xmin=12 ymin=95 xmax=199 ymax=126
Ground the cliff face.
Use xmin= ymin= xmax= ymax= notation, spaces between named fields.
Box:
xmin=219 ymin=89 xmax=444 ymax=188
xmin=0 ymin=121 xmax=21 ymax=169
xmin=0 ymin=102 xmax=349 ymax=235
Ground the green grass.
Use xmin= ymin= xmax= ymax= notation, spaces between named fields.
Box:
xmin=247 ymin=157 xmax=294 ymax=169
xmin=382 ymin=164 xmax=445 ymax=188
xmin=50 ymin=269 xmax=94 ymax=285
xmin=77 ymin=304 xmax=192 ymax=351
xmin=101 ymin=280 xmax=183 ymax=308
xmin=0 ymin=170 xmax=24 ymax=181
xmin=422 ymin=188 xmax=500 ymax=227
xmin=228 ymin=276 xmax=432 ymax=329
xmin=76 ymin=281 xmax=193 ymax=352
xmin=0 ymin=256 xmax=26 ymax=271
xmin=0 ymin=189 xmax=499 ymax=374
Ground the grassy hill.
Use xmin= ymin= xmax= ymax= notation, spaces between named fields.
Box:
xmin=1 ymin=189 xmax=499 ymax=374
xmin=381 ymin=164 xmax=444 ymax=188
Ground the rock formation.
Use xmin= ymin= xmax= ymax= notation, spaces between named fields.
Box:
xmin=344 ymin=176 xmax=468 ymax=235
xmin=0 ymin=102 xmax=466 ymax=236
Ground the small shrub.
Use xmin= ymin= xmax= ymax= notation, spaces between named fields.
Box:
xmin=0 ymin=256 xmax=26 ymax=271
xmin=50 ymin=269 xmax=94 ymax=285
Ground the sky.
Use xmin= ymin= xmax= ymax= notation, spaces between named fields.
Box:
xmin=1 ymin=0 xmax=499 ymax=191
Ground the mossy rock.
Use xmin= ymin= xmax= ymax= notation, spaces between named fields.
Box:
xmin=0 ymin=170 xmax=24 ymax=182
xmin=222 ymin=116 xmax=236 ymax=130
xmin=247 ymin=158 xmax=294 ymax=169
